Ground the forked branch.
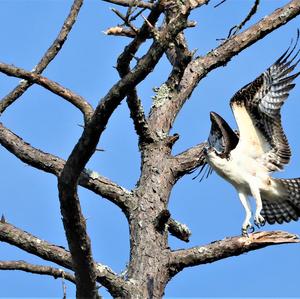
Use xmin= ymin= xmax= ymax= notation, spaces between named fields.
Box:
xmin=0 ymin=0 xmax=84 ymax=114
xmin=148 ymin=0 xmax=300 ymax=135
xmin=0 ymin=63 xmax=93 ymax=123
xmin=0 ymin=123 xmax=132 ymax=212
xmin=116 ymin=8 xmax=164 ymax=143
xmin=57 ymin=5 xmax=190 ymax=296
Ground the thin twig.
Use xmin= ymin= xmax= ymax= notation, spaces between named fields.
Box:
xmin=0 ymin=0 xmax=84 ymax=114
xmin=228 ymin=0 xmax=260 ymax=38
xmin=116 ymin=6 xmax=165 ymax=143
xmin=214 ymin=0 xmax=226 ymax=8
xmin=129 ymin=7 xmax=147 ymax=22
xmin=111 ymin=7 xmax=138 ymax=33
xmin=0 ymin=260 xmax=76 ymax=283
xmin=102 ymin=0 xmax=154 ymax=9
xmin=0 ymin=222 xmax=129 ymax=297
xmin=62 ymin=272 xmax=67 ymax=299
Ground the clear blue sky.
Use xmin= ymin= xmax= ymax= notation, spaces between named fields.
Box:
xmin=0 ymin=0 xmax=299 ymax=298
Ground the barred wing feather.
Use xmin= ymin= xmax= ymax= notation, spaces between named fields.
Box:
xmin=230 ymin=42 xmax=300 ymax=172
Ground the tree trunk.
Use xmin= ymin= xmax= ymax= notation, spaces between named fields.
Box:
xmin=127 ymin=142 xmax=174 ymax=298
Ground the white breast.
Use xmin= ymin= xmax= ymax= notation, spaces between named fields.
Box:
xmin=206 ymin=148 xmax=271 ymax=195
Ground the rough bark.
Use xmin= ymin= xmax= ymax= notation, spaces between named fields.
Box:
xmin=169 ymin=231 xmax=300 ymax=275
xmin=0 ymin=0 xmax=299 ymax=298
xmin=0 ymin=261 xmax=76 ymax=283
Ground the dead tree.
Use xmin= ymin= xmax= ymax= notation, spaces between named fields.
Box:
xmin=0 ymin=0 xmax=300 ymax=298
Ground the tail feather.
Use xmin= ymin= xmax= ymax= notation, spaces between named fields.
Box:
xmin=261 ymin=178 xmax=300 ymax=224
xmin=261 ymin=201 xmax=276 ymax=224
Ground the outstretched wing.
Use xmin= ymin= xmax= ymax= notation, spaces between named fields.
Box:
xmin=230 ymin=41 xmax=300 ymax=172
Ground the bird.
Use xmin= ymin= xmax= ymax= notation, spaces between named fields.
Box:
xmin=202 ymin=36 xmax=300 ymax=237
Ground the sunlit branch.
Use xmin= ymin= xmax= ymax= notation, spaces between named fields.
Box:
xmin=104 ymin=26 xmax=137 ymax=37
xmin=110 ymin=7 xmax=138 ymax=33
xmin=169 ymin=231 xmax=300 ymax=275
xmin=168 ymin=218 xmax=192 ymax=242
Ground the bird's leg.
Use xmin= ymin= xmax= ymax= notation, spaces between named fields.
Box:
xmin=249 ymin=183 xmax=265 ymax=228
xmin=238 ymin=191 xmax=253 ymax=237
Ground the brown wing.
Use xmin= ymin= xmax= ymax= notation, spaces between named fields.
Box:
xmin=230 ymin=40 xmax=300 ymax=172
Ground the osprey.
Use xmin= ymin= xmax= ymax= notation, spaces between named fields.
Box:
xmin=203 ymin=40 xmax=300 ymax=236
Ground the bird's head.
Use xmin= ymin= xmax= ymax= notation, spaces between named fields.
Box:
xmin=206 ymin=111 xmax=239 ymax=158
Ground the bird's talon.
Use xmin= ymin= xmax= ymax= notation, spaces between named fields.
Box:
xmin=254 ymin=214 xmax=265 ymax=228
xmin=242 ymin=229 xmax=249 ymax=237
xmin=241 ymin=223 xmax=254 ymax=237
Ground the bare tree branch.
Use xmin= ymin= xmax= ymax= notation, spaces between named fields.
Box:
xmin=0 ymin=222 xmax=130 ymax=297
xmin=104 ymin=26 xmax=137 ymax=37
xmin=111 ymin=7 xmax=138 ymax=33
xmin=126 ymin=91 xmax=152 ymax=142
xmin=186 ymin=0 xmax=210 ymax=10
xmin=168 ymin=218 xmax=191 ymax=242
xmin=1 ymin=0 xmax=299 ymax=296
xmin=0 ymin=260 xmax=76 ymax=283
xmin=169 ymin=231 xmax=300 ymax=275
xmin=214 ymin=0 xmax=226 ymax=8
xmin=116 ymin=5 xmax=165 ymax=143
xmin=57 ymin=5 xmax=190 ymax=295
xmin=0 ymin=0 xmax=84 ymax=114
xmin=102 ymin=0 xmax=155 ymax=9
xmin=148 ymin=0 xmax=300 ymax=136
xmin=0 ymin=123 xmax=132 ymax=212
xmin=0 ymin=63 xmax=94 ymax=123
xmin=56 ymin=191 xmax=99 ymax=298
xmin=172 ymin=143 xmax=206 ymax=177
xmin=0 ymin=222 xmax=72 ymax=270
xmin=58 ymin=0 xmax=177 ymax=200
